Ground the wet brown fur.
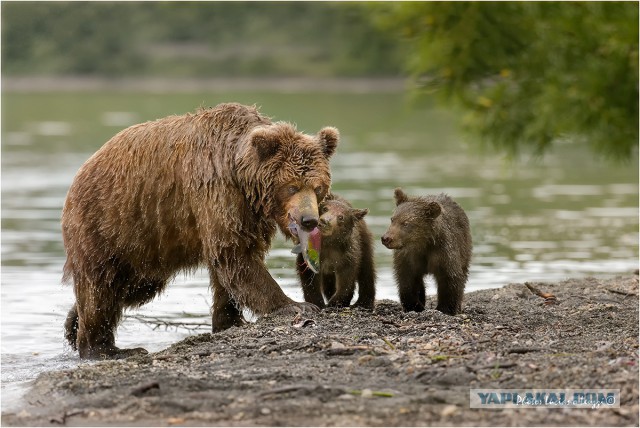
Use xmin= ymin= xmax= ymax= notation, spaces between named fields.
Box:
xmin=297 ymin=194 xmax=376 ymax=309
xmin=381 ymin=188 xmax=472 ymax=315
xmin=62 ymin=103 xmax=339 ymax=359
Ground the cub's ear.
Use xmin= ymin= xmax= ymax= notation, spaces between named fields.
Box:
xmin=424 ymin=201 xmax=442 ymax=219
xmin=394 ymin=187 xmax=409 ymax=206
xmin=352 ymin=208 xmax=369 ymax=220
xmin=317 ymin=127 xmax=339 ymax=159
xmin=250 ymin=127 xmax=280 ymax=161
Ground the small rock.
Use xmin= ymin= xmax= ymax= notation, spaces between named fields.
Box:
xmin=361 ymin=389 xmax=373 ymax=398
xmin=440 ymin=405 xmax=458 ymax=417
xmin=261 ymin=407 xmax=271 ymax=415
xmin=357 ymin=355 xmax=374 ymax=364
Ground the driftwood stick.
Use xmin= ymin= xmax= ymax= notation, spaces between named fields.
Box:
xmin=126 ymin=315 xmax=210 ymax=332
xmin=524 ymin=282 xmax=558 ymax=304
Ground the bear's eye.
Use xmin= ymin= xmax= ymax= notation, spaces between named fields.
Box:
xmin=287 ymin=185 xmax=300 ymax=195
xmin=321 ymin=206 xmax=328 ymax=214
xmin=337 ymin=214 xmax=344 ymax=222
xmin=402 ymin=221 xmax=409 ymax=228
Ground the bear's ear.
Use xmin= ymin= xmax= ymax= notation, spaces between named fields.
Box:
xmin=250 ymin=128 xmax=281 ymax=161
xmin=394 ymin=188 xmax=409 ymax=206
xmin=352 ymin=208 xmax=369 ymax=220
xmin=317 ymin=127 xmax=339 ymax=159
xmin=424 ymin=201 xmax=442 ymax=219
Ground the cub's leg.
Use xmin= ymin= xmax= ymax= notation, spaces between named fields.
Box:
xmin=393 ymin=254 xmax=426 ymax=312
xmin=327 ymin=269 xmax=356 ymax=308
xmin=434 ymin=271 xmax=465 ymax=315
xmin=322 ymin=272 xmax=336 ymax=304
xmin=353 ymin=234 xmax=376 ymax=309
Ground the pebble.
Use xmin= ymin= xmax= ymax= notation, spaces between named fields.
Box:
xmin=440 ymin=405 xmax=458 ymax=417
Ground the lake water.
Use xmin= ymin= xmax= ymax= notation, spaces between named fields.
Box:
xmin=1 ymin=91 xmax=638 ymax=410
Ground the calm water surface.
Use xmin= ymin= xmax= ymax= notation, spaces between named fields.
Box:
xmin=2 ymin=92 xmax=638 ymax=409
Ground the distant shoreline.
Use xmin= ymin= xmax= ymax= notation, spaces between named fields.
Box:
xmin=1 ymin=76 xmax=408 ymax=94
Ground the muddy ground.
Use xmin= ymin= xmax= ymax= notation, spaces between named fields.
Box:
xmin=2 ymin=275 xmax=638 ymax=427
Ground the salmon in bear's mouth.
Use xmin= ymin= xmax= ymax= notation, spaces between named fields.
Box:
xmin=288 ymin=215 xmax=321 ymax=273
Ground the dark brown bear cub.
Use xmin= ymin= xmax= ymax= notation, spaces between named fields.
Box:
xmin=381 ymin=188 xmax=472 ymax=315
xmin=297 ymin=194 xmax=376 ymax=309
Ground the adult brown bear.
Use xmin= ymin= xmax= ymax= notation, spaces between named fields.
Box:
xmin=62 ymin=103 xmax=338 ymax=359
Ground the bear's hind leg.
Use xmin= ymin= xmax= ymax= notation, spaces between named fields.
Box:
xmin=211 ymin=270 xmax=245 ymax=332
xmin=434 ymin=272 xmax=465 ymax=315
xmin=64 ymin=304 xmax=79 ymax=350
xmin=73 ymin=268 xmax=149 ymax=359
xmin=75 ymin=287 xmax=147 ymax=359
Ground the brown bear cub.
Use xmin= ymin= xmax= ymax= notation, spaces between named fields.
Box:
xmin=381 ymin=188 xmax=472 ymax=315
xmin=62 ymin=103 xmax=339 ymax=359
xmin=297 ymin=194 xmax=376 ymax=309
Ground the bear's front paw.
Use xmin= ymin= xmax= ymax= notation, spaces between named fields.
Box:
xmin=275 ymin=302 xmax=320 ymax=317
xmin=351 ymin=299 xmax=375 ymax=310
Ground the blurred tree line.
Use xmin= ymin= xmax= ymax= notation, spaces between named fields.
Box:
xmin=3 ymin=1 xmax=637 ymax=159
xmin=2 ymin=2 xmax=404 ymax=77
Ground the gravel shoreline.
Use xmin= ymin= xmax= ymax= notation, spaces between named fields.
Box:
xmin=2 ymin=274 xmax=638 ymax=427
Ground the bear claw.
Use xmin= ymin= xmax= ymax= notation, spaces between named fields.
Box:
xmin=275 ymin=302 xmax=320 ymax=317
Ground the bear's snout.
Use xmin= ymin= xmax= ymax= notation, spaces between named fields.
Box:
xmin=381 ymin=234 xmax=393 ymax=248
xmin=285 ymin=187 xmax=321 ymax=233
xmin=301 ymin=215 xmax=319 ymax=230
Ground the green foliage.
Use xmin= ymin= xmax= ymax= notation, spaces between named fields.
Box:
xmin=4 ymin=2 xmax=637 ymax=159
xmin=373 ymin=2 xmax=639 ymax=159
xmin=2 ymin=2 xmax=146 ymax=76
xmin=1 ymin=2 xmax=404 ymax=78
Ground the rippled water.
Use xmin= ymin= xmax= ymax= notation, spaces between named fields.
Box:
xmin=2 ymin=92 xmax=638 ymax=410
